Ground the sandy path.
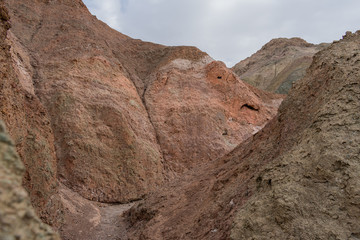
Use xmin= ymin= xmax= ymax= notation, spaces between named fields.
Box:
xmin=92 ymin=203 xmax=134 ymax=240
xmin=59 ymin=184 xmax=134 ymax=240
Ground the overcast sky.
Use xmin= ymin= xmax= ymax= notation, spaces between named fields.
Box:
xmin=82 ymin=0 xmax=360 ymax=67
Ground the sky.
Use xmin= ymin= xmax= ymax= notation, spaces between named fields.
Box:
xmin=82 ymin=0 xmax=360 ymax=67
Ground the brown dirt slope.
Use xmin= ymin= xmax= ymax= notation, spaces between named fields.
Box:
xmin=126 ymin=31 xmax=360 ymax=239
xmin=0 ymin=120 xmax=60 ymax=239
xmin=231 ymin=31 xmax=360 ymax=240
xmin=232 ymin=37 xmax=329 ymax=94
xmin=0 ymin=2 xmax=62 ymax=226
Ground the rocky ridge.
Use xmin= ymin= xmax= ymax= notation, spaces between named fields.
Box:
xmin=232 ymin=37 xmax=329 ymax=94
xmin=126 ymin=31 xmax=360 ymax=239
xmin=3 ymin=0 xmax=281 ymax=207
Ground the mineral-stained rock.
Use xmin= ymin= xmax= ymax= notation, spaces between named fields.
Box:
xmin=232 ymin=37 xmax=329 ymax=94
xmin=0 ymin=121 xmax=60 ymax=240
xmin=126 ymin=31 xmax=360 ymax=239
xmin=0 ymin=2 xmax=62 ymax=226
xmin=145 ymin=55 xmax=282 ymax=172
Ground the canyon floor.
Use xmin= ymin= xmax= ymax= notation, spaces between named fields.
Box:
xmin=59 ymin=185 xmax=134 ymax=240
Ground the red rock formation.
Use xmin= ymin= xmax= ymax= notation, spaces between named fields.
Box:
xmin=0 ymin=3 xmax=62 ymax=226
xmin=3 ymin=0 xmax=281 ymax=206
xmin=4 ymin=0 xmax=166 ymax=203
xmin=2 ymin=0 xmax=359 ymax=239
xmin=145 ymin=57 xmax=282 ymax=172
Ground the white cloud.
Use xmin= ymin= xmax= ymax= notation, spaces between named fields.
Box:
xmin=83 ymin=0 xmax=360 ymax=67
xmin=83 ymin=0 xmax=124 ymax=30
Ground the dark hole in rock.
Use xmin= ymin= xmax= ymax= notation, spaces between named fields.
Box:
xmin=256 ymin=176 xmax=262 ymax=183
xmin=222 ymin=129 xmax=228 ymax=135
xmin=217 ymin=76 xmax=222 ymax=79
xmin=241 ymin=104 xmax=259 ymax=111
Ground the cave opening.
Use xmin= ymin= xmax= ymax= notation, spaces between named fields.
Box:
xmin=241 ymin=104 xmax=259 ymax=111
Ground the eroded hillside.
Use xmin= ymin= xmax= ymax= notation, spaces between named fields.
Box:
xmin=232 ymin=38 xmax=329 ymax=94
xmin=3 ymin=0 xmax=281 ymax=206
xmin=126 ymin=31 xmax=360 ymax=239
xmin=1 ymin=0 xmax=359 ymax=239
xmin=0 ymin=0 xmax=282 ymax=238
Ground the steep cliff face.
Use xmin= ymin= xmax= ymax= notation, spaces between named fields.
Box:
xmin=4 ymin=0 xmax=166 ymax=203
xmin=126 ymin=32 xmax=360 ymax=239
xmin=232 ymin=38 xmax=328 ymax=94
xmin=3 ymin=0 xmax=281 ymax=205
xmin=0 ymin=2 xmax=62 ymax=226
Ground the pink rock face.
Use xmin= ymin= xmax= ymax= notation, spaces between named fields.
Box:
xmin=44 ymin=55 xmax=165 ymax=202
xmin=146 ymin=58 xmax=282 ymax=172
xmin=0 ymin=8 xmax=62 ymax=227
xmin=4 ymin=0 xmax=167 ymax=203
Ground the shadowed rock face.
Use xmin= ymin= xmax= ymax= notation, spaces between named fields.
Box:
xmin=126 ymin=32 xmax=360 ymax=239
xmin=3 ymin=0 xmax=281 ymax=206
xmin=232 ymin=37 xmax=329 ymax=94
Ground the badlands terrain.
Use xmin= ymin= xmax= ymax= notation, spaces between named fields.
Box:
xmin=0 ymin=0 xmax=359 ymax=239
xmin=232 ymin=37 xmax=329 ymax=94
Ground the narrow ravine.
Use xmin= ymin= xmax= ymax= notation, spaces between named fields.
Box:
xmin=59 ymin=184 xmax=134 ymax=240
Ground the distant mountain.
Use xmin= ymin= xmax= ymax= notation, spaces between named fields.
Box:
xmin=232 ymin=37 xmax=329 ymax=94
